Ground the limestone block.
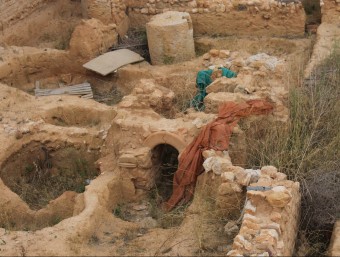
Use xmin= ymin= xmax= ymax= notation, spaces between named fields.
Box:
xmin=254 ymin=232 xmax=277 ymax=250
xmin=243 ymin=219 xmax=261 ymax=231
xmin=206 ymin=77 xmax=238 ymax=93
xmin=125 ymin=147 xmax=153 ymax=169
xmin=246 ymin=53 xmax=282 ymax=71
xmin=224 ymin=165 xmax=245 ymax=174
xmin=275 ymin=172 xmax=287 ymax=181
xmin=203 ymin=156 xmax=214 ymax=172
xmin=146 ymin=11 xmax=195 ymax=65
xmin=260 ymin=222 xmax=282 ymax=235
xmin=218 ymin=182 xmax=242 ymax=195
xmin=261 ymin=228 xmax=279 ymax=242
xmin=266 ymin=186 xmax=292 ymax=207
xmin=211 ymin=157 xmax=233 ymax=175
xmin=261 ymin=165 xmax=278 ymax=178
xmin=270 ymin=212 xmax=282 ymax=223
xmin=209 ymin=49 xmax=219 ymax=57
xmin=235 ymin=169 xmax=252 ymax=186
xmin=219 ymin=49 xmax=230 ymax=58
xmin=221 ymin=171 xmax=235 ymax=182
xmin=119 ymin=154 xmax=137 ymax=164
xmin=239 ymin=226 xmax=258 ymax=237
xmin=243 ymin=213 xmax=262 ymax=224
xmin=245 ymin=169 xmax=261 ymax=183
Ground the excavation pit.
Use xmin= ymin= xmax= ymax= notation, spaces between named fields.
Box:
xmin=0 ymin=141 xmax=100 ymax=211
xmin=28 ymin=74 xmax=125 ymax=107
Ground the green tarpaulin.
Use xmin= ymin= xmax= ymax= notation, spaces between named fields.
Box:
xmin=191 ymin=67 xmax=237 ymax=111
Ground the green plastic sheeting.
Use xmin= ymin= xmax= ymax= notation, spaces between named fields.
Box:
xmin=191 ymin=67 xmax=237 ymax=111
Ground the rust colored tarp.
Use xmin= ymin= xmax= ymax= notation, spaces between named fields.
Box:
xmin=164 ymin=99 xmax=274 ymax=211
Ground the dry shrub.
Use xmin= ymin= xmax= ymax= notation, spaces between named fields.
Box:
xmin=244 ymin=45 xmax=340 ymax=255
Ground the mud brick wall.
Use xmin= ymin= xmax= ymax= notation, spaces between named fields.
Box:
xmin=126 ymin=0 xmax=306 ymax=37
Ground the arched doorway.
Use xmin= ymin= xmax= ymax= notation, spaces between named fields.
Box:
xmin=144 ymin=131 xmax=187 ymax=154
xmin=151 ymin=144 xmax=179 ymax=202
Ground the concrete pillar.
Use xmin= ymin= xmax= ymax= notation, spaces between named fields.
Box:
xmin=146 ymin=11 xmax=195 ymax=65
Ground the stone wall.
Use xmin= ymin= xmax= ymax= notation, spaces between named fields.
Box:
xmin=81 ymin=0 xmax=129 ymax=36
xmin=103 ymin=79 xmax=247 ymax=193
xmin=0 ymin=0 xmax=45 ymax=28
xmin=202 ymin=150 xmax=301 ymax=256
xmin=201 ymin=49 xmax=289 ymax=122
xmin=126 ymin=0 xmax=306 ymax=37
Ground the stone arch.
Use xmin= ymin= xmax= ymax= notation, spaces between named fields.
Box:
xmin=144 ymin=131 xmax=187 ymax=153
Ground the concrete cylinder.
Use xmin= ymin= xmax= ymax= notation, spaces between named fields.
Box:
xmin=146 ymin=11 xmax=195 ymax=65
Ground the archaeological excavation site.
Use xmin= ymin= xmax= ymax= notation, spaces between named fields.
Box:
xmin=0 ymin=0 xmax=339 ymax=256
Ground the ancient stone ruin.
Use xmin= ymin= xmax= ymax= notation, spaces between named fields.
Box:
xmin=0 ymin=0 xmax=339 ymax=256
xmin=146 ymin=11 xmax=195 ymax=65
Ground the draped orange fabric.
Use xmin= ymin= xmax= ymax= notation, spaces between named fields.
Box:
xmin=164 ymin=99 xmax=274 ymax=211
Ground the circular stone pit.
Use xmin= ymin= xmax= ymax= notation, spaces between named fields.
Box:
xmin=0 ymin=141 xmax=100 ymax=211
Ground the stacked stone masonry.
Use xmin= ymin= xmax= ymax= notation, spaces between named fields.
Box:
xmin=81 ymin=0 xmax=129 ymax=36
xmin=202 ymin=150 xmax=300 ymax=256
xmin=126 ymin=0 xmax=306 ymax=36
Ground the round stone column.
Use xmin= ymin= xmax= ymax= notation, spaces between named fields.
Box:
xmin=146 ymin=11 xmax=195 ymax=65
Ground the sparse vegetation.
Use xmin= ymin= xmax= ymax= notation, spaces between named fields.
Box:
xmin=244 ymin=45 xmax=340 ymax=256
xmin=148 ymin=188 xmax=188 ymax=229
xmin=1 ymin=145 xmax=99 ymax=211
